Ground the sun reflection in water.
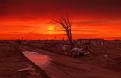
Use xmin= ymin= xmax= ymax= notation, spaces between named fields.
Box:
xmin=23 ymin=51 xmax=51 ymax=68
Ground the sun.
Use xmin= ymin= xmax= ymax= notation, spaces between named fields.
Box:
xmin=47 ymin=25 xmax=56 ymax=34
xmin=48 ymin=25 xmax=55 ymax=31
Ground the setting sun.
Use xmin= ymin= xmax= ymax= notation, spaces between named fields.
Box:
xmin=47 ymin=25 xmax=56 ymax=34
xmin=48 ymin=25 xmax=55 ymax=31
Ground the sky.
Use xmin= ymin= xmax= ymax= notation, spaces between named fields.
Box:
xmin=0 ymin=0 xmax=121 ymax=40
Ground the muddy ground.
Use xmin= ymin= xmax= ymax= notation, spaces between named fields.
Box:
xmin=0 ymin=40 xmax=121 ymax=78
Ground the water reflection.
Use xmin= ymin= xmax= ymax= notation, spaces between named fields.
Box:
xmin=23 ymin=51 xmax=51 ymax=68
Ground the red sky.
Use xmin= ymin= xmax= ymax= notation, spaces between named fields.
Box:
xmin=0 ymin=0 xmax=121 ymax=40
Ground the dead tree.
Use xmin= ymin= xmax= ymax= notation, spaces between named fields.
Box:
xmin=54 ymin=17 xmax=74 ymax=49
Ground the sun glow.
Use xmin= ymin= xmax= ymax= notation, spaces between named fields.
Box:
xmin=47 ymin=25 xmax=56 ymax=34
xmin=48 ymin=25 xmax=55 ymax=31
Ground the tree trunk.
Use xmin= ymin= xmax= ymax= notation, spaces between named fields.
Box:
xmin=66 ymin=29 xmax=73 ymax=49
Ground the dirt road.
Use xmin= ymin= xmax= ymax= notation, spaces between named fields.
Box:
xmin=23 ymin=49 xmax=121 ymax=78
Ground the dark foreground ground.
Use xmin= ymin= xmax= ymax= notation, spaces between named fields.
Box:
xmin=0 ymin=42 xmax=30 ymax=78
xmin=0 ymin=41 xmax=49 ymax=78
xmin=0 ymin=40 xmax=121 ymax=78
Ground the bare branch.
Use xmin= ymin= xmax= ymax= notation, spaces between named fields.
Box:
xmin=53 ymin=17 xmax=73 ymax=48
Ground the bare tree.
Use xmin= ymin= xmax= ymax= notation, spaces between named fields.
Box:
xmin=54 ymin=17 xmax=74 ymax=49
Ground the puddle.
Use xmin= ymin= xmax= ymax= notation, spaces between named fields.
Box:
xmin=23 ymin=51 xmax=51 ymax=68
